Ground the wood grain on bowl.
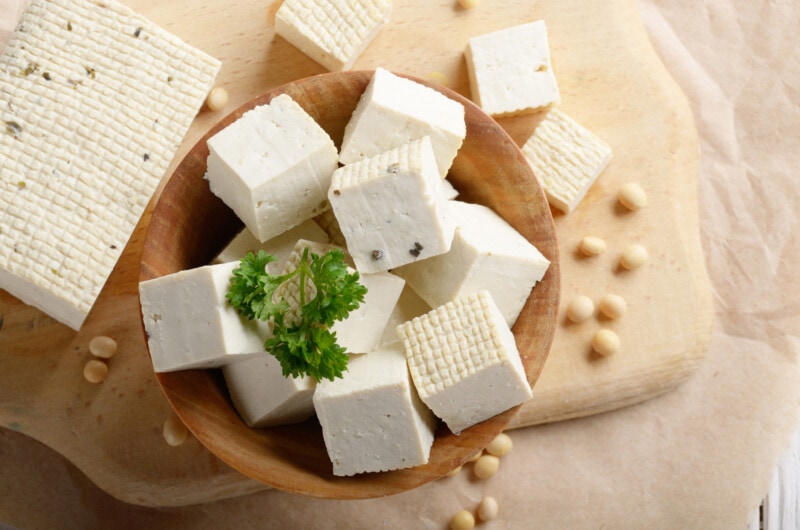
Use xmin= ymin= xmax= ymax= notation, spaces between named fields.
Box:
xmin=139 ymin=71 xmax=560 ymax=499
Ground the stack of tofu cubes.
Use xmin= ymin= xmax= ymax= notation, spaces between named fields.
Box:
xmin=139 ymin=68 xmax=550 ymax=477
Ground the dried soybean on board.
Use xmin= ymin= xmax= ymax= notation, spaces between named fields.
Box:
xmin=0 ymin=0 xmax=712 ymax=506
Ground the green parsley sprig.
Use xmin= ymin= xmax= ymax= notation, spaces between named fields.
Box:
xmin=226 ymin=249 xmax=367 ymax=381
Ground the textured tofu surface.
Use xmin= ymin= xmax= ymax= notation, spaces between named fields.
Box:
xmin=223 ymin=353 xmax=316 ymax=428
xmin=206 ymin=94 xmax=338 ymax=242
xmin=0 ymin=0 xmax=220 ymax=330
xmin=329 ymin=136 xmax=455 ymax=273
xmin=339 ymin=67 xmax=466 ymax=176
xmin=521 ymin=108 xmax=612 ymax=213
xmin=396 ymin=290 xmax=533 ymax=433
xmin=465 ymin=20 xmax=559 ymax=117
xmin=275 ymin=0 xmax=392 ymax=71
xmin=139 ymin=262 xmax=271 ymax=373
xmin=313 ymin=345 xmax=437 ymax=476
xmin=395 ymin=200 xmax=550 ymax=327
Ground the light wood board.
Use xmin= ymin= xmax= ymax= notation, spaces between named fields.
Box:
xmin=0 ymin=0 xmax=712 ymax=506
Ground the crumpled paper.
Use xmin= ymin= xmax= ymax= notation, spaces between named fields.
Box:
xmin=1 ymin=0 xmax=799 ymax=528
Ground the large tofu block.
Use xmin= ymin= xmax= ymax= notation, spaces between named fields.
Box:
xmin=211 ymin=218 xmax=329 ymax=268
xmin=139 ymin=262 xmax=270 ymax=372
xmin=328 ymin=136 xmax=456 ymax=273
xmin=339 ymin=67 xmax=466 ymax=177
xmin=206 ymin=94 xmax=338 ymax=242
xmin=0 ymin=0 xmax=220 ymax=330
xmin=395 ymin=201 xmax=550 ymax=327
xmin=520 ymin=108 xmax=612 ymax=213
xmin=313 ymin=345 xmax=437 ymax=476
xmin=280 ymin=239 xmax=405 ymax=354
xmin=223 ymin=353 xmax=316 ymax=428
xmin=396 ymin=290 xmax=532 ymax=434
xmin=465 ymin=20 xmax=560 ymax=117
xmin=275 ymin=0 xmax=392 ymax=72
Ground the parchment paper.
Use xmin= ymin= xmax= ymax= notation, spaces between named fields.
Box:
xmin=1 ymin=0 xmax=799 ymax=528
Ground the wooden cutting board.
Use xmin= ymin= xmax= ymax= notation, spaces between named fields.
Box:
xmin=0 ymin=0 xmax=712 ymax=507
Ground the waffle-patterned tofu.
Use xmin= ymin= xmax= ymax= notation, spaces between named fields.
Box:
xmin=521 ymin=108 xmax=612 ymax=213
xmin=395 ymin=200 xmax=550 ymax=327
xmin=465 ymin=20 xmax=560 ymax=117
xmin=396 ymin=290 xmax=532 ymax=434
xmin=206 ymin=94 xmax=338 ymax=243
xmin=339 ymin=67 xmax=466 ymax=177
xmin=329 ymin=136 xmax=456 ymax=274
xmin=313 ymin=344 xmax=437 ymax=476
xmin=139 ymin=262 xmax=271 ymax=373
xmin=0 ymin=0 xmax=220 ymax=330
xmin=275 ymin=0 xmax=392 ymax=72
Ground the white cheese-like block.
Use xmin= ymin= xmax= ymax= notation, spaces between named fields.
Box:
xmin=394 ymin=200 xmax=550 ymax=327
xmin=206 ymin=94 xmax=338 ymax=242
xmin=313 ymin=209 xmax=347 ymax=247
xmin=378 ymin=285 xmax=432 ymax=347
xmin=520 ymin=108 xmax=612 ymax=213
xmin=0 ymin=0 xmax=220 ymax=330
xmin=465 ymin=20 xmax=559 ymax=117
xmin=211 ymin=219 xmax=329 ymax=268
xmin=222 ymin=353 xmax=316 ymax=428
xmin=275 ymin=0 xmax=392 ymax=72
xmin=396 ymin=290 xmax=532 ymax=434
xmin=279 ymin=239 xmax=405 ymax=354
xmin=139 ymin=262 xmax=271 ymax=372
xmin=313 ymin=345 xmax=437 ymax=476
xmin=440 ymin=178 xmax=459 ymax=200
xmin=339 ymin=67 xmax=466 ymax=177
xmin=329 ymin=136 xmax=456 ymax=273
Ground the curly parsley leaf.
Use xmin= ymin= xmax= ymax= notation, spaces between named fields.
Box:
xmin=226 ymin=248 xmax=367 ymax=381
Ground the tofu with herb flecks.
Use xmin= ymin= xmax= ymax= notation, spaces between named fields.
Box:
xmin=465 ymin=20 xmax=560 ymax=117
xmin=328 ymin=136 xmax=456 ymax=274
xmin=223 ymin=353 xmax=316 ymax=428
xmin=275 ymin=0 xmax=392 ymax=72
xmin=396 ymin=290 xmax=533 ymax=434
xmin=313 ymin=344 xmax=437 ymax=476
xmin=339 ymin=67 xmax=466 ymax=177
xmin=521 ymin=108 xmax=612 ymax=213
xmin=394 ymin=200 xmax=550 ymax=327
xmin=139 ymin=262 xmax=271 ymax=373
xmin=205 ymin=94 xmax=338 ymax=243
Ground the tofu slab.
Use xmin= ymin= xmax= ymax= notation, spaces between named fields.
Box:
xmin=0 ymin=0 xmax=220 ymax=330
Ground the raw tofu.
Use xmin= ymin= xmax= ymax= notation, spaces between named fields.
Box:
xmin=465 ymin=20 xmax=560 ymax=117
xmin=211 ymin=219 xmax=329 ymax=268
xmin=223 ymin=353 xmax=316 ymax=428
xmin=520 ymin=108 xmax=612 ymax=213
xmin=139 ymin=262 xmax=271 ymax=372
xmin=339 ymin=67 xmax=466 ymax=177
xmin=280 ymin=239 xmax=405 ymax=354
xmin=313 ymin=345 xmax=437 ymax=476
xmin=396 ymin=290 xmax=532 ymax=434
xmin=328 ymin=136 xmax=456 ymax=273
xmin=313 ymin=209 xmax=347 ymax=247
xmin=378 ymin=285 xmax=432 ymax=347
xmin=394 ymin=201 xmax=550 ymax=327
xmin=0 ymin=0 xmax=220 ymax=330
xmin=275 ymin=0 xmax=392 ymax=72
xmin=205 ymin=94 xmax=338 ymax=242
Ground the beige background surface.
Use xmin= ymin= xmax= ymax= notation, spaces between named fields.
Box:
xmin=1 ymin=0 xmax=799 ymax=528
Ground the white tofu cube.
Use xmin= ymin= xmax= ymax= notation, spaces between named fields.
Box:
xmin=139 ymin=262 xmax=271 ymax=373
xmin=275 ymin=0 xmax=392 ymax=72
xmin=520 ymin=108 xmax=612 ymax=213
xmin=339 ymin=67 xmax=466 ymax=177
xmin=396 ymin=290 xmax=533 ymax=434
xmin=394 ymin=201 xmax=550 ymax=327
xmin=465 ymin=20 xmax=560 ymax=117
xmin=222 ymin=353 xmax=316 ymax=428
xmin=313 ymin=345 xmax=437 ymax=476
xmin=328 ymin=136 xmax=456 ymax=273
xmin=378 ymin=286 xmax=432 ymax=347
xmin=211 ymin=219 xmax=330 ymax=268
xmin=205 ymin=94 xmax=338 ymax=242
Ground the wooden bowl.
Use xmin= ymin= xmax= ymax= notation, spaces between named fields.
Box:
xmin=139 ymin=70 xmax=560 ymax=499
